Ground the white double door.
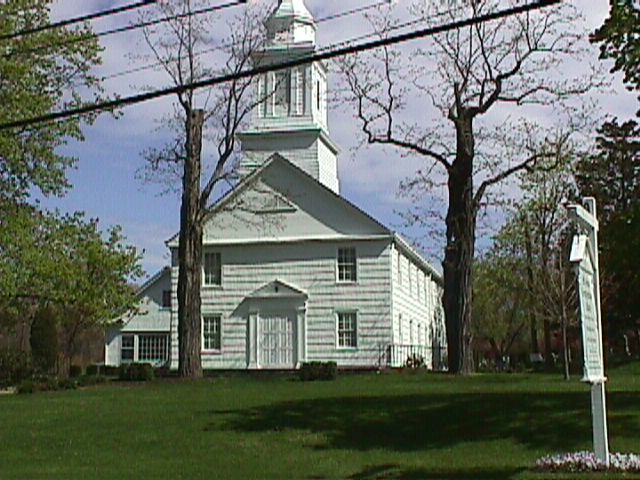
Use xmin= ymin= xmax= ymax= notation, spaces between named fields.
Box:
xmin=258 ymin=312 xmax=296 ymax=368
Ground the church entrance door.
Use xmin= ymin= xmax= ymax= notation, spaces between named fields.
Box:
xmin=259 ymin=312 xmax=296 ymax=368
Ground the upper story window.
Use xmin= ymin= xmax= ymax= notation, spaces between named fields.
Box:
xmin=397 ymin=252 xmax=403 ymax=285
xmin=257 ymin=75 xmax=267 ymax=118
xmin=162 ymin=290 xmax=171 ymax=308
xmin=274 ymin=71 xmax=291 ymax=117
xmin=204 ymin=252 xmax=222 ymax=286
xmin=337 ymin=247 xmax=357 ymax=282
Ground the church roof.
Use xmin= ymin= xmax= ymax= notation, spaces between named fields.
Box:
xmin=164 ymin=154 xmax=442 ymax=282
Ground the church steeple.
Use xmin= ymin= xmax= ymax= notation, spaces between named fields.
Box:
xmin=237 ymin=0 xmax=340 ymax=193
xmin=265 ymin=0 xmax=316 ymax=46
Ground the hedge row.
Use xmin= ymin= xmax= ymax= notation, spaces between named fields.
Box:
xmin=299 ymin=361 xmax=337 ymax=381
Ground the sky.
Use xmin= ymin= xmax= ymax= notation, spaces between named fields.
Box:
xmin=42 ymin=0 xmax=636 ymax=280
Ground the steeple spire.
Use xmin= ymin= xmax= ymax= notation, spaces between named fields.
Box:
xmin=265 ymin=0 xmax=316 ymax=46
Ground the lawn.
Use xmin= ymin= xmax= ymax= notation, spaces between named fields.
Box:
xmin=1 ymin=363 xmax=639 ymax=480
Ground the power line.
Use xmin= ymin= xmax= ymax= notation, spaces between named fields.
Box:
xmin=0 ymin=0 xmax=562 ymax=131
xmin=4 ymin=0 xmax=247 ymax=59
xmin=97 ymin=0 xmax=396 ymax=84
xmin=0 ymin=1 xmax=158 ymax=41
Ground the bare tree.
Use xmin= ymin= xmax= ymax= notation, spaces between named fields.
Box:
xmin=338 ymin=0 xmax=599 ymax=373
xmin=137 ymin=1 xmax=268 ymax=378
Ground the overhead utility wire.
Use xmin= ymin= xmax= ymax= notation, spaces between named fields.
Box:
xmin=4 ymin=0 xmax=247 ymax=58
xmin=0 ymin=0 xmax=158 ymax=41
xmin=98 ymin=0 xmax=395 ymax=84
xmin=0 ymin=0 xmax=562 ymax=131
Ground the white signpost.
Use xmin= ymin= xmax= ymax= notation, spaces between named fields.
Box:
xmin=567 ymin=197 xmax=610 ymax=466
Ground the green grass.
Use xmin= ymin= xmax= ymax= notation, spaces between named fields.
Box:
xmin=1 ymin=364 xmax=639 ymax=480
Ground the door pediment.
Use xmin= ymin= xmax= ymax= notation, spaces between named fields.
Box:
xmin=246 ymin=279 xmax=308 ymax=300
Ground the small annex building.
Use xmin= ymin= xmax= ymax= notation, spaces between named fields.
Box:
xmin=105 ymin=0 xmax=446 ymax=371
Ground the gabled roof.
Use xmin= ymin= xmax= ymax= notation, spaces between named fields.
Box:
xmin=137 ymin=266 xmax=170 ymax=296
xmin=165 ymin=154 xmax=442 ymax=283
xmin=166 ymin=153 xmax=389 ymax=246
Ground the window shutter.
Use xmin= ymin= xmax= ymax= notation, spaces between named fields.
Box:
xmin=295 ymin=68 xmax=304 ymax=115
xmin=257 ymin=75 xmax=264 ymax=118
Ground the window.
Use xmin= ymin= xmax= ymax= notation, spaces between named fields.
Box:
xmin=204 ymin=252 xmax=221 ymax=286
xmin=337 ymin=312 xmax=357 ymax=348
xmin=274 ymin=70 xmax=290 ymax=116
xmin=121 ymin=335 xmax=134 ymax=362
xmin=257 ymin=74 xmax=266 ymax=118
xmin=397 ymin=252 xmax=403 ymax=285
xmin=408 ymin=263 xmax=413 ymax=296
xmin=293 ymin=67 xmax=305 ymax=115
xmin=138 ymin=335 xmax=168 ymax=364
xmin=203 ymin=315 xmax=221 ymax=351
xmin=162 ymin=290 xmax=171 ymax=308
xmin=337 ymin=247 xmax=357 ymax=282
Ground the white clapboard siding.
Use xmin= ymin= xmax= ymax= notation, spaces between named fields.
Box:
xmin=390 ymin=244 xmax=443 ymax=368
xmin=169 ymin=239 xmax=392 ymax=369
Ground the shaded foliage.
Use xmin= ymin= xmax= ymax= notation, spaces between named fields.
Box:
xmin=576 ymin=119 xmax=640 ymax=351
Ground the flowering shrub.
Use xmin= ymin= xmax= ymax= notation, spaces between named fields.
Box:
xmin=535 ymin=451 xmax=640 ymax=473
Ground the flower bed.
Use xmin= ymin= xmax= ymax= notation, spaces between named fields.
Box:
xmin=535 ymin=451 xmax=640 ymax=473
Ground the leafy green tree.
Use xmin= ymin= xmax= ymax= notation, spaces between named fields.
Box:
xmin=0 ymin=205 xmax=144 ymax=373
xmin=591 ymin=0 xmax=640 ymax=102
xmin=472 ymin=254 xmax=529 ymax=367
xmin=0 ymin=0 xmax=105 ymax=199
xmin=576 ymin=118 xmax=640 ymax=354
xmin=478 ymin=146 xmax=579 ymax=378
xmin=30 ymin=304 xmax=59 ymax=373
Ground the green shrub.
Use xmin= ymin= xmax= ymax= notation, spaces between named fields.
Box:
xmin=0 ymin=350 xmax=33 ymax=387
xmin=321 ymin=361 xmax=337 ymax=380
xmin=34 ymin=376 xmax=59 ymax=392
xmin=85 ymin=364 xmax=119 ymax=377
xmin=405 ymin=354 xmax=426 ymax=369
xmin=69 ymin=365 xmax=83 ymax=378
xmin=119 ymin=363 xmax=154 ymax=381
xmin=77 ymin=374 xmax=107 ymax=387
xmin=300 ymin=361 xmax=337 ymax=381
xmin=101 ymin=365 xmax=119 ymax=376
xmin=58 ymin=378 xmax=77 ymax=390
xmin=30 ymin=305 xmax=59 ymax=373
xmin=17 ymin=380 xmax=34 ymax=394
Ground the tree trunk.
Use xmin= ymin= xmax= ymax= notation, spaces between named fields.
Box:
xmin=523 ymin=219 xmax=539 ymax=355
xmin=543 ymin=317 xmax=553 ymax=369
xmin=443 ymin=113 xmax=475 ymax=375
xmin=561 ymin=318 xmax=570 ymax=380
xmin=177 ymin=108 xmax=205 ymax=379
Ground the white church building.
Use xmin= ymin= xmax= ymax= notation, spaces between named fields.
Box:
xmin=105 ymin=0 xmax=446 ymax=371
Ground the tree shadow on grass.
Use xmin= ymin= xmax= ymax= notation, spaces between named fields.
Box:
xmin=344 ymin=463 xmax=525 ymax=480
xmin=206 ymin=391 xmax=639 ymax=455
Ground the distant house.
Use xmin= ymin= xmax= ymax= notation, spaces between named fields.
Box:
xmin=105 ymin=268 xmax=171 ymax=367
xmin=105 ymin=0 xmax=446 ymax=371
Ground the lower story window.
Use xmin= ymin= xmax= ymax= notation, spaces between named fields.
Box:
xmin=203 ymin=315 xmax=221 ymax=351
xmin=337 ymin=312 xmax=357 ymax=348
xmin=121 ymin=335 xmax=134 ymax=362
xmin=138 ymin=335 xmax=169 ymax=364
